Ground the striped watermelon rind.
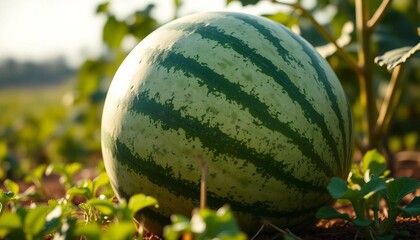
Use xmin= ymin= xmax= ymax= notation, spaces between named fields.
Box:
xmin=101 ymin=11 xmax=353 ymax=233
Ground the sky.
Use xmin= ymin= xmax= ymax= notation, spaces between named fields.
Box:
xmin=0 ymin=0 xmax=288 ymax=67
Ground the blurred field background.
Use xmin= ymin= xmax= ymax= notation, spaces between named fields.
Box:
xmin=0 ymin=0 xmax=419 ymax=182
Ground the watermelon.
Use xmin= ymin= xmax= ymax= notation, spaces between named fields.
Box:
xmin=101 ymin=11 xmax=353 ymax=234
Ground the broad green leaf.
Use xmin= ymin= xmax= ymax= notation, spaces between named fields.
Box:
xmin=44 ymin=205 xmax=63 ymax=234
xmin=92 ymin=172 xmax=110 ymax=195
xmin=375 ymin=42 xmax=420 ymax=70
xmin=4 ymin=179 xmax=19 ymax=196
xmin=360 ymin=149 xmax=388 ymax=178
xmin=401 ymin=196 xmax=420 ymax=217
xmin=24 ymin=205 xmax=50 ymax=236
xmin=352 ymin=218 xmax=372 ymax=227
xmin=0 ymin=212 xmax=22 ymax=239
xmin=66 ymin=186 xmax=91 ymax=200
xmin=105 ymin=221 xmax=136 ymax=240
xmin=0 ymin=211 xmax=22 ymax=229
xmin=103 ymin=15 xmax=128 ymax=49
xmin=128 ymin=194 xmax=158 ymax=217
xmin=89 ymin=198 xmax=115 ymax=216
xmin=387 ymin=177 xmax=420 ymax=203
xmin=65 ymin=162 xmax=83 ymax=176
xmin=327 ymin=177 xmax=348 ymax=199
xmin=316 ymin=206 xmax=351 ymax=220
xmin=74 ymin=223 xmax=101 ymax=240
xmin=358 ymin=177 xmax=387 ymax=200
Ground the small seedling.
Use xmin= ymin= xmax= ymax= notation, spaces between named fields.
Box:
xmin=163 ymin=205 xmax=247 ymax=240
xmin=316 ymin=150 xmax=420 ymax=239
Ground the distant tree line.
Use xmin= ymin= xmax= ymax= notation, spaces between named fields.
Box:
xmin=0 ymin=57 xmax=76 ymax=88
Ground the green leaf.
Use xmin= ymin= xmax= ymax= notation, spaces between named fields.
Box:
xmin=66 ymin=186 xmax=91 ymax=200
xmin=352 ymin=218 xmax=373 ymax=227
xmin=24 ymin=205 xmax=50 ymax=236
xmin=74 ymin=223 xmax=101 ymax=240
xmin=44 ymin=205 xmax=63 ymax=234
xmin=96 ymin=1 xmax=109 ymax=14
xmin=387 ymin=177 xmax=420 ymax=203
xmin=327 ymin=177 xmax=352 ymax=199
xmin=4 ymin=179 xmax=19 ymax=196
xmin=0 ymin=189 xmax=14 ymax=209
xmin=401 ymin=196 xmax=420 ymax=217
xmin=92 ymin=172 xmax=110 ymax=195
xmin=0 ymin=211 xmax=22 ymax=229
xmin=128 ymin=194 xmax=158 ymax=217
xmin=190 ymin=205 xmax=245 ymax=239
xmin=316 ymin=206 xmax=351 ymax=220
xmin=375 ymin=42 xmax=420 ymax=70
xmin=105 ymin=221 xmax=136 ymax=240
xmin=65 ymin=162 xmax=83 ymax=176
xmin=89 ymin=198 xmax=115 ymax=216
xmin=263 ymin=12 xmax=298 ymax=28
xmin=360 ymin=149 xmax=388 ymax=178
xmin=163 ymin=214 xmax=191 ymax=240
xmin=103 ymin=15 xmax=128 ymax=49
xmin=79 ymin=202 xmax=94 ymax=223
xmin=358 ymin=177 xmax=387 ymax=200
xmin=0 ymin=212 xmax=22 ymax=239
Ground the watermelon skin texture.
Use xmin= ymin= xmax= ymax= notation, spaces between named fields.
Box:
xmin=101 ymin=12 xmax=353 ymax=233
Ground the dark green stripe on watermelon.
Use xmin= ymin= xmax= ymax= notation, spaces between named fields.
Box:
xmin=167 ymin=16 xmax=342 ymax=174
xmin=233 ymin=13 xmax=349 ymax=174
xmin=103 ymin=132 xmax=331 ymax=220
xmin=144 ymin=46 xmax=335 ymax=179
xmin=127 ymin=89 xmax=328 ymax=193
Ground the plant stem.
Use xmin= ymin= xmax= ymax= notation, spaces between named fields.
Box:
xmin=367 ymin=0 xmax=393 ymax=30
xmin=379 ymin=203 xmax=400 ymax=236
xmin=356 ymin=0 xmax=377 ymax=150
xmin=272 ymin=0 xmax=360 ymax=74
xmin=375 ymin=64 xmax=405 ymax=141
xmin=197 ymin=155 xmax=207 ymax=209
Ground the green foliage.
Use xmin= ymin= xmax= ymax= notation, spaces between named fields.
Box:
xmin=164 ymin=205 xmax=247 ymax=240
xmin=0 ymin=163 xmax=158 ymax=240
xmin=0 ymin=163 xmax=248 ymax=240
xmin=317 ymin=150 xmax=420 ymax=239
